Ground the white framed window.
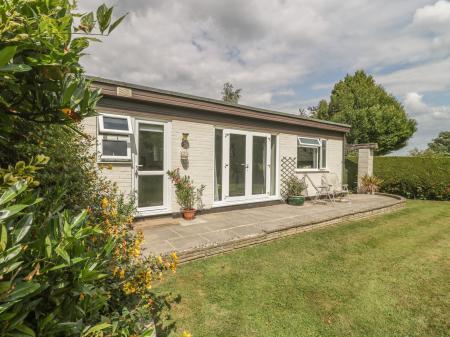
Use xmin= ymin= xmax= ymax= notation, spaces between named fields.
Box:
xmin=98 ymin=134 xmax=131 ymax=161
xmin=297 ymin=137 xmax=327 ymax=170
xmin=98 ymin=114 xmax=132 ymax=135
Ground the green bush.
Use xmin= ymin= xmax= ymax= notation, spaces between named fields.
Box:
xmin=0 ymin=159 xmax=178 ymax=336
xmin=345 ymin=156 xmax=450 ymax=200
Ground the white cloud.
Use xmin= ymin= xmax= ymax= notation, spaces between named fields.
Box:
xmin=404 ymin=92 xmax=430 ymax=115
xmin=413 ymin=0 xmax=450 ymax=29
xmin=398 ymin=92 xmax=450 ymax=153
xmin=78 ymin=0 xmax=450 ymax=153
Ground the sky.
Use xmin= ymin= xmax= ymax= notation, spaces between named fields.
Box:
xmin=79 ymin=0 xmax=450 ymax=155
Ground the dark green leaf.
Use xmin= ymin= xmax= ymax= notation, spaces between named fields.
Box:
xmin=0 ymin=64 xmax=32 ymax=73
xmin=13 ymin=213 xmax=33 ymax=243
xmin=108 ymin=14 xmax=127 ymax=34
xmin=7 ymin=282 xmax=41 ymax=301
xmin=0 ymin=46 xmax=17 ymax=67
xmin=0 ymin=181 xmax=28 ymax=206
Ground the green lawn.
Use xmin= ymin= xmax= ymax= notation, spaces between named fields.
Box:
xmin=156 ymin=200 xmax=450 ymax=337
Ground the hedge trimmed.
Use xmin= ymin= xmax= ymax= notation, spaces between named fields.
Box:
xmin=345 ymin=156 xmax=450 ymax=200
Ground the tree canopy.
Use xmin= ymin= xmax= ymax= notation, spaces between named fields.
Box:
xmin=410 ymin=131 xmax=450 ymax=156
xmin=313 ymin=70 xmax=417 ymax=155
xmin=222 ymin=82 xmax=242 ymax=104
xmin=427 ymin=131 xmax=450 ymax=155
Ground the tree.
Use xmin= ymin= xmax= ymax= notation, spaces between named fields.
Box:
xmin=427 ymin=131 xmax=450 ymax=155
xmin=409 ymin=131 xmax=450 ymax=156
xmin=222 ymin=82 xmax=242 ymax=103
xmin=312 ymin=70 xmax=417 ymax=155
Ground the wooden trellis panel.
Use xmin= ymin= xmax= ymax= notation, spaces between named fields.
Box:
xmin=280 ymin=156 xmax=296 ymax=199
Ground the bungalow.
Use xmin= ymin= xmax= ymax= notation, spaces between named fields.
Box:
xmin=83 ymin=77 xmax=350 ymax=217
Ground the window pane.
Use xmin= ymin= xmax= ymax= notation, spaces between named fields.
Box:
xmin=102 ymin=140 xmax=128 ymax=157
xmin=321 ymin=140 xmax=327 ymax=168
xmin=138 ymin=124 xmax=164 ymax=171
xmin=270 ymin=135 xmax=277 ymax=195
xmin=138 ymin=175 xmax=164 ymax=207
xmin=298 ymin=137 xmax=320 ymax=146
xmin=297 ymin=146 xmax=318 ymax=169
xmin=252 ymin=136 xmax=267 ymax=195
xmin=103 ymin=116 xmax=129 ymax=131
xmin=229 ymin=134 xmax=246 ymax=197
xmin=214 ymin=130 xmax=223 ymax=201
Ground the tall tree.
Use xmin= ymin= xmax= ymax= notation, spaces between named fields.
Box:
xmin=222 ymin=82 xmax=242 ymax=104
xmin=427 ymin=131 xmax=450 ymax=155
xmin=312 ymin=70 xmax=417 ymax=155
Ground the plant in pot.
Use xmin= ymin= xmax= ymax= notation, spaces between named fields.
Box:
xmin=286 ymin=175 xmax=307 ymax=205
xmin=167 ymin=168 xmax=206 ymax=220
xmin=360 ymin=174 xmax=383 ymax=195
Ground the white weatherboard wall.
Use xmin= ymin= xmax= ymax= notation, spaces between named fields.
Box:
xmin=83 ymin=113 xmax=344 ymax=213
xmin=170 ymin=120 xmax=215 ymax=212
xmin=279 ymin=134 xmax=344 ymax=197
xmin=82 ymin=115 xmax=216 ymax=213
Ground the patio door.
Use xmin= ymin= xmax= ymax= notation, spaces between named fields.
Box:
xmin=135 ymin=120 xmax=171 ymax=215
xmin=223 ymin=129 xmax=271 ymax=201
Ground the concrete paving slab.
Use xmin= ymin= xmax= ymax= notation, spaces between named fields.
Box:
xmin=140 ymin=194 xmax=403 ymax=256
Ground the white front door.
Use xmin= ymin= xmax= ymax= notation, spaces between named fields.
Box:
xmin=222 ymin=129 xmax=271 ymax=202
xmin=135 ymin=120 xmax=171 ymax=216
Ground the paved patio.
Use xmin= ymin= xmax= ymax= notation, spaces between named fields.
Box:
xmin=138 ymin=194 xmax=404 ymax=259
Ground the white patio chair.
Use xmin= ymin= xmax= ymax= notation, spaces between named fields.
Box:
xmin=304 ymin=174 xmax=335 ymax=204
xmin=321 ymin=173 xmax=350 ymax=203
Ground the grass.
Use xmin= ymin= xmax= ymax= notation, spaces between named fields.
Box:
xmin=156 ymin=200 xmax=450 ymax=337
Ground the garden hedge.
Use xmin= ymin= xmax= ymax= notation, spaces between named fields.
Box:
xmin=345 ymin=156 xmax=450 ymax=200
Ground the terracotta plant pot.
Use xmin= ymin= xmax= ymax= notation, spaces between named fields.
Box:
xmin=288 ymin=195 xmax=305 ymax=206
xmin=182 ymin=208 xmax=196 ymax=220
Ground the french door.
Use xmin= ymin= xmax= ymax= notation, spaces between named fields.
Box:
xmin=222 ymin=129 xmax=271 ymax=201
xmin=135 ymin=120 xmax=171 ymax=215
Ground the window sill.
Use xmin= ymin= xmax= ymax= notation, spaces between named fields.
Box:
xmin=295 ymin=169 xmax=329 ymax=173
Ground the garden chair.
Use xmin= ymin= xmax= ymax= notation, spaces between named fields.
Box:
xmin=321 ymin=173 xmax=350 ymax=203
xmin=304 ymin=174 xmax=335 ymax=204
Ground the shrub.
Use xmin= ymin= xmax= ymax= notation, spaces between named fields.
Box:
xmin=359 ymin=174 xmax=383 ymax=194
xmin=0 ymin=159 xmax=178 ymax=336
xmin=345 ymin=156 xmax=450 ymax=200
xmin=167 ymin=169 xmax=205 ymax=210
xmin=285 ymin=175 xmax=307 ymax=198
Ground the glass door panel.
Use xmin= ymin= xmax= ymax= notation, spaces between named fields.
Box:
xmin=138 ymin=175 xmax=164 ymax=207
xmin=136 ymin=122 xmax=167 ymax=210
xmin=138 ymin=124 xmax=164 ymax=171
xmin=229 ymin=134 xmax=246 ymax=197
xmin=252 ymin=136 xmax=267 ymax=195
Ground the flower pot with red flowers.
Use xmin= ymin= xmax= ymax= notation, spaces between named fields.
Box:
xmin=167 ymin=168 xmax=206 ymax=220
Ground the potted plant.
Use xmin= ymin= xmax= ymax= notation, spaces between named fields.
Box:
xmin=360 ymin=174 xmax=383 ymax=195
xmin=285 ymin=175 xmax=307 ymax=205
xmin=167 ymin=168 xmax=205 ymax=220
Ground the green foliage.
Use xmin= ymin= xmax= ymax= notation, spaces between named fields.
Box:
xmin=221 ymin=82 xmax=242 ymax=104
xmin=427 ymin=131 xmax=450 ymax=155
xmin=0 ymin=0 xmax=126 ymax=141
xmin=313 ymin=70 xmax=417 ymax=155
xmin=167 ymin=169 xmax=205 ymax=210
xmin=0 ymin=159 xmax=178 ymax=336
xmin=285 ymin=175 xmax=307 ymax=198
xmin=359 ymin=174 xmax=383 ymax=194
xmin=345 ymin=156 xmax=450 ymax=200
xmin=0 ymin=2 xmax=181 ymax=335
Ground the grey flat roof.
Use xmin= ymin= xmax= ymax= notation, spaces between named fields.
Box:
xmin=88 ymin=76 xmax=351 ymax=130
